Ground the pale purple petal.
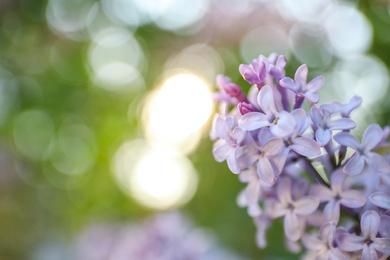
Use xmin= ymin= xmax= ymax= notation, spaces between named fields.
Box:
xmin=227 ymin=149 xmax=240 ymax=174
xmin=373 ymin=238 xmax=390 ymax=254
xmin=329 ymin=118 xmax=356 ymax=131
xmin=258 ymin=85 xmax=277 ymax=113
xmin=277 ymin=177 xmax=292 ymax=204
xmin=215 ymin=116 xmax=232 ymax=140
xmin=336 ymin=233 xmax=365 ymax=251
xmin=310 ymin=106 xmax=323 ymax=128
xmin=362 ymin=124 xmax=382 ymax=151
xmin=369 ymin=192 xmax=390 ymax=210
xmin=304 ymin=92 xmax=319 ymax=104
xmin=295 ymin=64 xmax=308 ymax=88
xmin=238 ymin=112 xmax=270 ymax=131
xmin=257 ymin=127 xmax=273 ymax=145
xmin=342 ymin=95 xmax=362 ymax=117
xmin=323 ymin=200 xmax=340 ymax=224
xmin=339 ymin=190 xmax=366 ymax=208
xmin=310 ymin=184 xmax=335 ymax=202
xmin=239 ymin=64 xmax=258 ymax=84
xmin=365 ymin=152 xmax=390 ymax=173
xmin=316 ymin=128 xmax=332 ymax=146
xmin=362 ymin=246 xmax=378 ymax=260
xmin=291 ymin=108 xmax=307 ymax=135
xmin=263 ymin=138 xmax=283 ymax=157
xmin=231 ymin=127 xmax=246 ymax=144
xmin=343 ymin=153 xmax=365 ymax=175
xmin=257 ymin=156 xmax=276 ymax=185
xmin=284 ymin=211 xmax=301 ymax=241
xmin=293 ymin=196 xmax=320 ymax=215
xmin=329 ymin=249 xmax=348 ymax=260
xmin=379 ymin=215 xmax=390 ymax=238
xmin=276 ymin=55 xmax=287 ymax=70
xmin=330 ymin=170 xmax=346 ymax=194
xmin=248 ymin=204 xmax=262 ymax=217
xmin=320 ymin=222 xmax=336 ymax=245
xmin=279 ymin=77 xmax=298 ymax=93
xmin=307 ymin=75 xmax=324 ymax=93
xmin=271 ymin=111 xmax=295 ymax=137
xmin=361 ymin=210 xmax=380 ymax=238
xmin=291 ymin=137 xmax=321 ymax=157
xmin=246 ymin=180 xmax=261 ymax=205
xmin=271 ymin=147 xmax=289 ymax=174
xmin=212 ymin=140 xmax=233 ymax=162
xmin=301 ymin=234 xmax=325 ymax=251
xmin=333 ymin=132 xmax=360 ymax=150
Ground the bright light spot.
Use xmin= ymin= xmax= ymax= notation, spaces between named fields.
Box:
xmin=164 ymin=44 xmax=224 ymax=84
xmin=112 ymin=140 xmax=198 ymax=210
xmin=144 ymin=74 xmax=212 ymax=153
xmin=277 ymin=0 xmax=333 ymax=24
xmin=132 ymin=0 xmax=209 ymax=31
xmin=101 ymin=0 xmax=150 ymax=27
xmin=320 ymin=55 xmax=389 ymax=130
xmin=240 ymin=25 xmax=290 ymax=63
xmin=324 ymin=3 xmax=372 ymax=59
xmin=88 ymin=27 xmax=146 ymax=91
xmin=13 ymin=110 xmax=55 ymax=162
xmin=46 ymin=0 xmax=98 ymax=40
xmin=289 ymin=24 xmax=332 ymax=68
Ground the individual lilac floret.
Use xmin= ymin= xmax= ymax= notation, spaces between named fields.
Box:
xmin=369 ymin=192 xmax=390 ymax=210
xmin=238 ymin=85 xmax=295 ymax=138
xmin=310 ymin=170 xmax=366 ymax=224
xmin=238 ymin=102 xmax=258 ymax=115
xmin=320 ymin=95 xmax=362 ymax=118
xmin=271 ymin=177 xmax=320 ymax=241
xmin=302 ymin=222 xmax=347 ymax=260
xmin=279 ymin=64 xmax=324 ymax=106
xmin=216 ymin=74 xmax=249 ymax=103
xmin=333 ymin=124 xmax=390 ymax=175
xmin=336 ymin=210 xmax=390 ymax=260
xmin=310 ymin=106 xmax=356 ymax=146
xmin=239 ymin=59 xmax=266 ymax=87
xmin=212 ymin=116 xmax=246 ymax=174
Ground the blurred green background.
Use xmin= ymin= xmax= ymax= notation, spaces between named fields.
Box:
xmin=1 ymin=0 xmax=390 ymax=259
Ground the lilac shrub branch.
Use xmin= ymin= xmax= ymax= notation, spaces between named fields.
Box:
xmin=210 ymin=53 xmax=390 ymax=259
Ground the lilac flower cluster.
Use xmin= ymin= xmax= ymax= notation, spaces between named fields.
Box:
xmin=211 ymin=53 xmax=390 ymax=259
xmin=74 ymin=212 xmax=245 ymax=260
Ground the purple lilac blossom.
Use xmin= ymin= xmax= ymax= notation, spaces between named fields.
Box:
xmin=334 ymin=124 xmax=390 ymax=175
xmin=210 ymin=53 xmax=390 ymax=258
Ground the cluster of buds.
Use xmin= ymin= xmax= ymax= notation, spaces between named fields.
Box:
xmin=210 ymin=53 xmax=390 ymax=259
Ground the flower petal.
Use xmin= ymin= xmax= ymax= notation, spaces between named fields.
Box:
xmin=310 ymin=106 xmax=323 ymax=128
xmin=291 ymin=108 xmax=307 ymax=135
xmin=258 ymin=85 xmax=277 ymax=114
xmin=336 ymin=233 xmax=365 ymax=252
xmin=301 ymin=234 xmax=325 ymax=251
xmin=257 ymin=156 xmax=276 ymax=185
xmin=279 ymin=77 xmax=298 ymax=93
xmin=333 ymin=132 xmax=360 ymax=150
xmin=307 ymin=75 xmax=324 ymax=93
xmin=320 ymin=222 xmax=336 ymax=245
xmin=360 ymin=210 xmax=380 ymax=238
xmin=227 ymin=148 xmax=240 ymax=174
xmin=310 ymin=184 xmax=335 ymax=202
xmin=365 ymin=153 xmax=390 ymax=174
xmin=316 ymin=128 xmax=332 ymax=146
xmin=304 ymin=92 xmax=319 ymax=104
xmin=379 ymin=215 xmax=390 ymax=238
xmin=277 ymin=177 xmax=292 ymax=204
xmin=238 ymin=112 xmax=269 ymax=131
xmin=212 ymin=140 xmax=233 ymax=162
xmin=373 ymin=238 xmax=390 ymax=255
xmin=291 ymin=137 xmax=321 ymax=157
xmin=215 ymin=116 xmax=232 ymax=140
xmin=369 ymin=192 xmax=390 ymax=210
xmin=293 ymin=196 xmax=319 ymax=215
xmin=343 ymin=153 xmax=365 ymax=175
xmin=263 ymin=138 xmax=283 ymax=157
xmin=284 ymin=211 xmax=301 ymax=241
xmin=323 ymin=200 xmax=340 ymax=224
xmin=362 ymin=124 xmax=382 ymax=151
xmin=340 ymin=190 xmax=366 ymax=208
xmin=362 ymin=246 xmax=378 ymax=260
xmin=271 ymin=111 xmax=295 ymax=137
xmin=295 ymin=64 xmax=308 ymax=89
xmin=329 ymin=118 xmax=356 ymax=131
